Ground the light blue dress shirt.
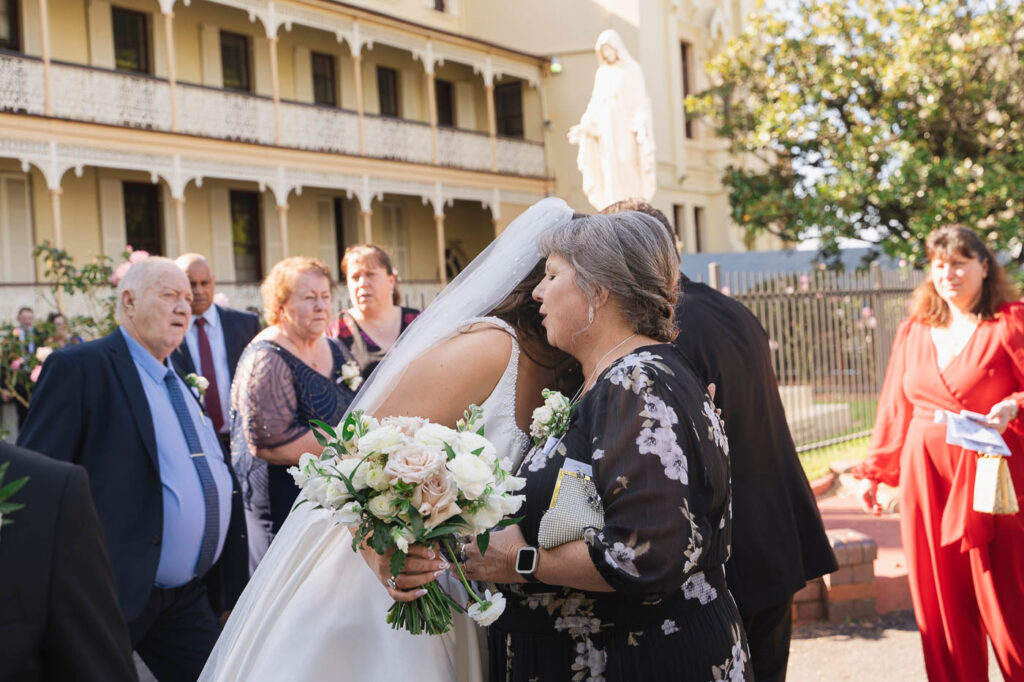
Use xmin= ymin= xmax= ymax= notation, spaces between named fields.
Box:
xmin=120 ymin=328 xmax=233 ymax=588
xmin=183 ymin=306 xmax=232 ymax=434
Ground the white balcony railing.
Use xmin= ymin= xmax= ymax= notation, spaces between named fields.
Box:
xmin=278 ymin=100 xmax=360 ymax=155
xmin=0 ymin=52 xmax=45 ymax=115
xmin=496 ymin=136 xmax=546 ymax=177
xmin=177 ymin=82 xmax=276 ymax=145
xmin=51 ymin=61 xmax=172 ymax=130
xmin=0 ymin=53 xmax=546 ymax=176
xmin=437 ymin=126 xmax=491 ymax=172
xmin=364 ymin=114 xmax=434 ymax=165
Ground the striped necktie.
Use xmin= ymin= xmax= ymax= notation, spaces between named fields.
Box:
xmin=163 ymin=369 xmax=221 ymax=578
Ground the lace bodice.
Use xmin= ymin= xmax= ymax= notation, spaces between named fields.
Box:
xmin=461 ymin=316 xmax=532 ymax=471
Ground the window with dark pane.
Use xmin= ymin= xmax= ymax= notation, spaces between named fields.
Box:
xmin=377 ymin=66 xmax=399 ymax=117
xmin=333 ymin=196 xmax=346 ymax=257
xmin=123 ymin=182 xmax=163 ymax=256
xmin=220 ymin=31 xmax=251 ymax=92
xmin=693 ymin=206 xmax=705 ymax=253
xmin=435 ymin=78 xmax=454 ymax=127
xmin=494 ymin=82 xmax=523 ymax=138
xmin=433 ymin=0 xmax=446 ymax=11
xmin=312 ymin=51 xmax=337 ymax=107
xmin=681 ymin=42 xmax=694 ymax=139
xmin=112 ymin=6 xmax=150 ymax=74
xmin=0 ymin=0 xmax=21 ymax=52
xmin=230 ymin=190 xmax=262 ymax=282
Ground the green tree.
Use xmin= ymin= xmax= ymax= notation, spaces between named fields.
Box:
xmin=687 ymin=0 xmax=1024 ymax=268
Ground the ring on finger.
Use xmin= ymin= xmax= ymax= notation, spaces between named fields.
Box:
xmin=458 ymin=543 xmax=468 ymax=563
xmin=386 ymin=576 xmax=397 ymax=589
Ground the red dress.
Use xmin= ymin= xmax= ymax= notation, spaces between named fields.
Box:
xmin=855 ymin=302 xmax=1024 ymax=681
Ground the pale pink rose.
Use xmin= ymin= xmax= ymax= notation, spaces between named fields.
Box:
xmin=129 ymin=249 xmax=150 ymax=264
xmin=384 ymin=442 xmax=446 ymax=485
xmin=30 ymin=364 xmax=42 ymax=383
xmin=110 ymin=262 xmax=131 ymax=285
xmin=412 ymin=471 xmax=461 ymax=528
xmin=381 ymin=416 xmax=429 ymax=439
xmin=35 ymin=346 xmax=53 ymax=363
xmin=10 ymin=357 xmax=24 ymax=372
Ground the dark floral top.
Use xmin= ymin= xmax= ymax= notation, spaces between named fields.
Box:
xmin=493 ymin=345 xmax=750 ymax=682
xmin=329 ymin=306 xmax=420 ymax=377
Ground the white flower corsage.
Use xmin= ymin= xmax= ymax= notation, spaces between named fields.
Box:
xmin=529 ymin=388 xmax=574 ymax=449
xmin=184 ymin=372 xmax=209 ymax=398
xmin=338 ymin=359 xmax=363 ymax=391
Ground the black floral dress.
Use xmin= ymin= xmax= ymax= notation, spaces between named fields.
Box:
xmin=491 ymin=345 xmax=751 ymax=682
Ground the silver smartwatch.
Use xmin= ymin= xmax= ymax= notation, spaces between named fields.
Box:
xmin=515 ymin=546 xmax=540 ymax=583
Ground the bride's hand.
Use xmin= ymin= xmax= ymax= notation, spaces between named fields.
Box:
xmin=460 ymin=526 xmax=527 ymax=584
xmin=360 ymin=543 xmax=448 ymax=602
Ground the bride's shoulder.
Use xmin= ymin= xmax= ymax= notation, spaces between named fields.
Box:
xmin=429 ymin=325 xmax=513 ymax=369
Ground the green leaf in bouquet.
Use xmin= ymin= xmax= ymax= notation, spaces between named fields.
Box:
xmin=389 ymin=548 xmax=407 ymax=576
xmin=477 ymin=531 xmax=490 ymax=556
xmin=309 ymin=419 xmax=338 ymax=441
xmin=443 ymin=442 xmax=457 ymax=461
xmin=423 ymin=522 xmax=466 ymax=540
xmin=370 ymin=524 xmax=396 ymax=555
xmin=496 ymin=515 xmax=524 ymax=528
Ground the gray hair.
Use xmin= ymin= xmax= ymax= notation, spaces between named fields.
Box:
xmin=538 ymin=211 xmax=678 ymax=342
xmin=115 ymin=256 xmax=182 ymax=324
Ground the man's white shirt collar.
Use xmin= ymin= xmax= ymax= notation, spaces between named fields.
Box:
xmin=188 ymin=304 xmax=220 ymax=333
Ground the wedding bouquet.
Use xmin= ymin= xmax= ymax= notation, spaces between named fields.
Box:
xmin=289 ymin=406 xmax=525 ymax=634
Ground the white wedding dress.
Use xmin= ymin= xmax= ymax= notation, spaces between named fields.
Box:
xmin=199 ymin=318 xmax=531 ymax=682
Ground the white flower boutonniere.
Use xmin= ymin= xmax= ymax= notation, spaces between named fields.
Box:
xmin=530 ymin=388 xmax=574 ymax=449
xmin=185 ymin=373 xmax=209 ymax=398
xmin=338 ymin=360 xmax=363 ymax=391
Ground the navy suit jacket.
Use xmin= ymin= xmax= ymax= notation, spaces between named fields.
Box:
xmin=17 ymin=331 xmax=168 ymax=621
xmin=170 ymin=304 xmax=261 ymax=382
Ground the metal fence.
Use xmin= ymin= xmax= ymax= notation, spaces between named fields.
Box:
xmin=697 ymin=262 xmax=926 ymax=453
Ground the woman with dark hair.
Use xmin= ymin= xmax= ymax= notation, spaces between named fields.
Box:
xmin=855 ymin=224 xmax=1024 ymax=681
xmin=331 ymin=244 xmax=420 ymax=377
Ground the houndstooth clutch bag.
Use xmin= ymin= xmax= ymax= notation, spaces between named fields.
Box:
xmin=538 ymin=469 xmax=605 ymax=549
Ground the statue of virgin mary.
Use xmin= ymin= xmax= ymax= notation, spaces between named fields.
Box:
xmin=568 ymin=29 xmax=657 ymax=211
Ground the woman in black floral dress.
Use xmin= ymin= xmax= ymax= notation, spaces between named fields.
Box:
xmin=462 ymin=212 xmax=751 ymax=682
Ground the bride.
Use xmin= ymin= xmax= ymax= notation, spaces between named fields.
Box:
xmin=200 ymin=199 xmax=577 ymax=681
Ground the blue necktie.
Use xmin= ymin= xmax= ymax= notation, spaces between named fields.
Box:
xmin=163 ymin=370 xmax=221 ymax=578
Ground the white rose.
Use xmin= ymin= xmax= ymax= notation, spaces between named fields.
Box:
xmin=532 ymin=405 xmax=554 ymax=426
xmin=303 ymin=476 xmax=329 ymax=506
xmin=384 ymin=443 xmax=447 ymax=485
xmin=341 ymin=363 xmax=360 ymax=380
xmin=367 ymin=491 xmax=399 ymax=520
xmin=447 ymin=452 xmax=494 ymax=500
xmin=414 ymin=423 xmax=460 ymax=449
xmin=332 ymin=501 xmax=361 ymax=526
xmin=323 ymin=480 xmax=352 ymax=509
xmin=454 ymin=432 xmax=497 ymax=465
xmin=461 ymin=493 xmax=507 ymax=534
xmin=333 ymin=458 xmax=370 ymax=491
xmin=196 ymin=376 xmax=210 ymax=391
xmin=357 ymin=426 xmax=406 ymax=457
xmin=365 ymin=464 xmax=391 ymax=491
xmin=544 ymin=392 xmax=569 ymax=411
xmin=496 ymin=473 xmax=526 ymax=493
xmin=381 ymin=416 xmax=429 ymax=438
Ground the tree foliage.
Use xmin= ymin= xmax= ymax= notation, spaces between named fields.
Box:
xmin=688 ymin=0 xmax=1024 ymax=268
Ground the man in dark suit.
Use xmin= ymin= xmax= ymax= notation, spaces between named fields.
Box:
xmin=18 ymin=257 xmax=236 ymax=682
xmin=0 ymin=441 xmax=137 ymax=682
xmin=171 ymin=253 xmax=260 ymax=615
xmin=603 ymin=200 xmax=837 ymax=682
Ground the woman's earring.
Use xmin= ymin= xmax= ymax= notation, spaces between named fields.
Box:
xmin=588 ymin=305 xmax=595 ymax=324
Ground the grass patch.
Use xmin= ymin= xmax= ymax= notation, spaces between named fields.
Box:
xmin=798 ymin=436 xmax=870 ymax=481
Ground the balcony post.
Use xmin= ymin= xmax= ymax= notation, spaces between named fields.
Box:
xmin=49 ymin=187 xmax=63 ymax=249
xmin=39 ymin=0 xmax=52 ymax=115
xmin=485 ymin=82 xmax=497 ymax=172
xmin=426 ymin=70 xmax=438 ymax=164
xmin=268 ymin=35 xmax=282 ymax=145
xmin=360 ymin=209 xmax=372 ymax=243
xmin=434 ymin=211 xmax=447 ymax=286
xmin=163 ymin=11 xmax=179 ymax=131
xmin=354 ymin=54 xmax=366 ymax=154
xmin=173 ymin=195 xmax=186 ymax=253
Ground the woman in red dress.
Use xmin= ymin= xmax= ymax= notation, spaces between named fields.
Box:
xmin=855 ymin=225 xmax=1024 ymax=681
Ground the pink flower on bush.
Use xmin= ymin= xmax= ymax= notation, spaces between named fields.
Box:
xmin=10 ymin=357 xmax=24 ymax=372
xmin=799 ymin=274 xmax=811 ymax=292
xmin=30 ymin=364 xmax=42 ymax=383
xmin=110 ymin=262 xmax=131 ymax=285
xmin=129 ymin=249 xmax=150 ymax=264
xmin=111 ymin=248 xmax=151 ymax=284
xmin=213 ymin=293 xmax=230 ymax=307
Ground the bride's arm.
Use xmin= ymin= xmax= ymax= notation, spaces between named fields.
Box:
xmin=363 ymin=327 xmax=516 ymax=600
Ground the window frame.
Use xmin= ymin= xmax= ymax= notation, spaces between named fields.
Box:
xmin=494 ymin=81 xmax=524 ymax=138
xmin=311 ymin=51 xmax=337 ymax=107
xmin=0 ymin=0 xmax=21 ymax=52
xmin=229 ymin=190 xmax=263 ymax=282
xmin=434 ymin=77 xmax=455 ymax=127
xmin=220 ymin=30 xmax=252 ymax=93
xmin=376 ymin=66 xmax=399 ymax=118
xmin=112 ymin=5 xmax=151 ymax=74
xmin=122 ymin=181 xmax=164 ymax=256
xmin=681 ymin=41 xmax=695 ymax=140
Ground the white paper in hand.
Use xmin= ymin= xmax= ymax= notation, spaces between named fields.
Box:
xmin=934 ymin=410 xmax=1012 ymax=456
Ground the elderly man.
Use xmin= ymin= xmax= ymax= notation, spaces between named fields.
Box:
xmin=18 ymin=257 xmax=234 ymax=682
xmin=171 ymin=252 xmax=259 ymax=617
xmin=602 ymin=200 xmax=837 ymax=682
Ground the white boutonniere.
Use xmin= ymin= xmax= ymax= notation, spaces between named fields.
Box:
xmin=530 ymin=388 xmax=574 ymax=449
xmin=338 ymin=360 xmax=363 ymax=391
xmin=184 ymin=373 xmax=210 ymax=423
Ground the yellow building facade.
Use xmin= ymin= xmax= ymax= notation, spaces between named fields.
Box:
xmin=0 ymin=0 xmax=759 ymax=316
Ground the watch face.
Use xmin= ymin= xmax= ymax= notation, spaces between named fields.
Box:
xmin=516 ymin=547 xmax=537 ymax=573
